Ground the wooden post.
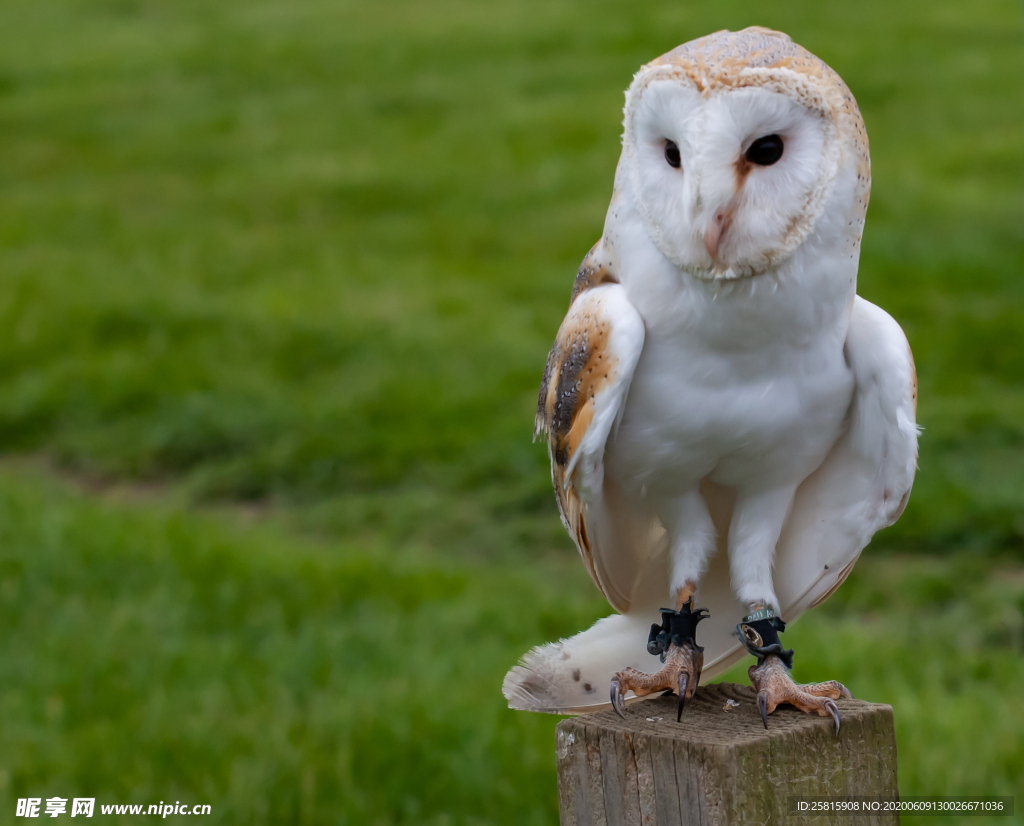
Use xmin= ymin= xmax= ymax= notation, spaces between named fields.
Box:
xmin=555 ymin=682 xmax=897 ymax=826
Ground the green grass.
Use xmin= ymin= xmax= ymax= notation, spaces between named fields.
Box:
xmin=0 ymin=0 xmax=1022 ymax=822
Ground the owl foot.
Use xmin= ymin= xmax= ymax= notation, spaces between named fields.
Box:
xmin=610 ymin=642 xmax=703 ymax=722
xmin=737 ymin=611 xmax=852 ymax=735
xmin=610 ymin=603 xmax=708 ymax=721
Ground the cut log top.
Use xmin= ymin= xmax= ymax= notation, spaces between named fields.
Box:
xmin=565 ymin=682 xmax=885 ymax=745
xmin=556 ymin=682 xmax=898 ymax=826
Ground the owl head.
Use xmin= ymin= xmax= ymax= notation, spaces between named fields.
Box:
xmin=619 ymin=28 xmax=870 ymax=280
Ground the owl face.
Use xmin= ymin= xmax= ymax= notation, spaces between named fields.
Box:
xmin=623 ymin=68 xmax=844 ymax=280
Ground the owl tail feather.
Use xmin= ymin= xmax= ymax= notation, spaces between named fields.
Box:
xmin=502 ymin=612 xmax=662 ymax=714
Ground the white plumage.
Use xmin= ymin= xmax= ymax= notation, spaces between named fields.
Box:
xmin=504 ymin=28 xmax=918 ymax=714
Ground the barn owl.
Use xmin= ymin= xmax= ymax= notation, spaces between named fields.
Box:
xmin=503 ymin=28 xmax=918 ymax=729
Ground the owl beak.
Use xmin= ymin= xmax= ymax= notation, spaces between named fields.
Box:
xmin=703 ymin=197 xmax=739 ymax=263
xmin=703 ymin=222 xmax=723 ymax=262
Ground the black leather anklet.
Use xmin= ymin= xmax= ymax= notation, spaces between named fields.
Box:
xmin=737 ymin=611 xmax=794 ymax=669
xmin=647 ymin=602 xmax=710 ymax=659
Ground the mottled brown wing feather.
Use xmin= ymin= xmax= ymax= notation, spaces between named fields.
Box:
xmin=535 ymin=243 xmax=644 ymax=605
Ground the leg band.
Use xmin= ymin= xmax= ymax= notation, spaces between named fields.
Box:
xmin=737 ymin=615 xmax=794 ymax=669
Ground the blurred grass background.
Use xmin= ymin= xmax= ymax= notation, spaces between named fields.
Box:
xmin=0 ymin=0 xmax=1021 ymax=822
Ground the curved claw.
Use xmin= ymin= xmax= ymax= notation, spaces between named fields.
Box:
xmin=824 ymin=699 xmax=841 ymax=735
xmin=676 ymin=673 xmax=689 ymax=722
xmin=757 ymin=691 xmax=769 ymax=730
xmin=610 ymin=677 xmax=626 ymax=719
xmin=840 ymin=685 xmax=853 ymax=700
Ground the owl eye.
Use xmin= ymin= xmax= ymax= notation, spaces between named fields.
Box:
xmin=663 ymin=140 xmax=681 ymax=169
xmin=745 ymin=134 xmax=784 ymax=166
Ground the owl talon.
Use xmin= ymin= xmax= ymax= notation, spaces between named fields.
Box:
xmin=610 ymin=677 xmax=627 ymax=719
xmin=608 ymin=603 xmax=707 ymax=719
xmin=609 ymin=640 xmax=703 ymax=720
xmin=746 ymin=654 xmax=849 ymax=736
xmin=824 ymin=698 xmax=841 ymax=734
xmin=757 ymin=690 xmax=769 ymax=729
xmin=739 ymin=612 xmax=849 ymax=737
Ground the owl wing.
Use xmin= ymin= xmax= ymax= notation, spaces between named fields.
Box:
xmin=506 ymin=294 xmax=918 ymax=712
xmin=535 ymin=272 xmax=646 ymax=613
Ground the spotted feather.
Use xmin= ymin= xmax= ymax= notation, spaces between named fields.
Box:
xmin=536 ymin=245 xmax=644 ymax=607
